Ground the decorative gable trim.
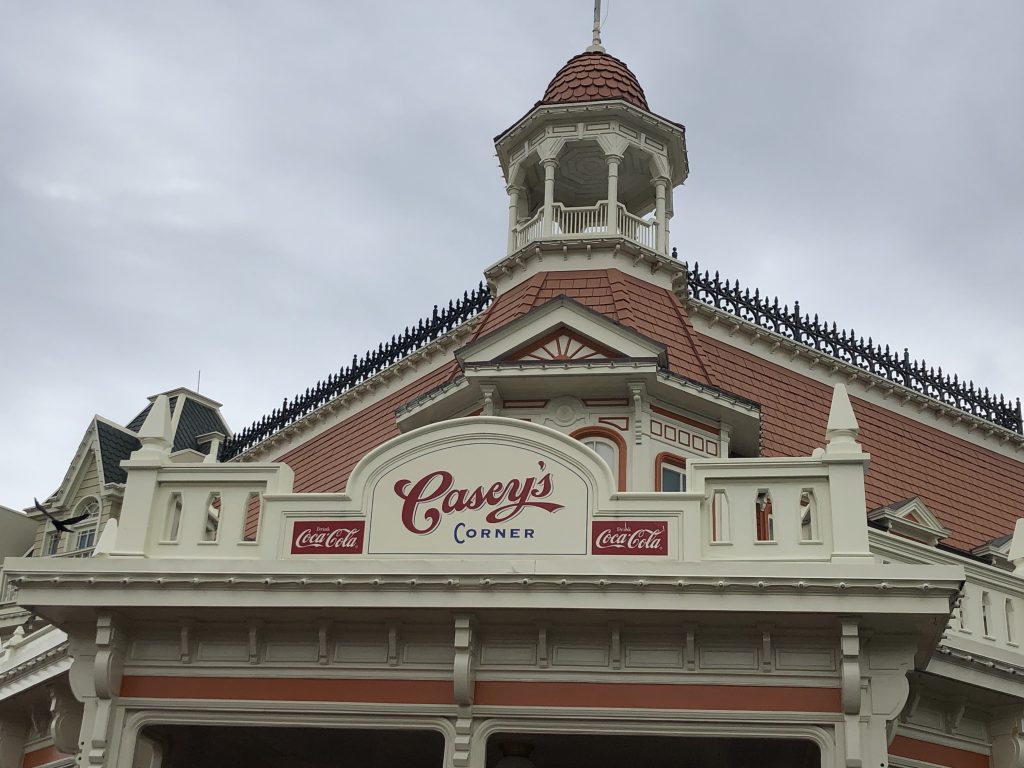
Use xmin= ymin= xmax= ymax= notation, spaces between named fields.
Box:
xmin=867 ymin=498 xmax=951 ymax=547
xmin=506 ymin=326 xmax=622 ymax=363
xmin=457 ymin=295 xmax=668 ymax=370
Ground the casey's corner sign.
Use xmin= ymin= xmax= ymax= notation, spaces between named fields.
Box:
xmin=284 ymin=417 xmax=671 ymax=557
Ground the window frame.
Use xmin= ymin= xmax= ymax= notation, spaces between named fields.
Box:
xmin=654 ymin=452 xmax=688 ymax=492
xmin=571 ymin=426 xmax=628 ymax=491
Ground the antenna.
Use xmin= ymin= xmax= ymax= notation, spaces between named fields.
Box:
xmin=196 ymin=369 xmax=201 ymax=393
xmin=587 ymin=0 xmax=606 ymax=53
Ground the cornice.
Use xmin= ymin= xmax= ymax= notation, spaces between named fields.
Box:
xmin=485 ymin=238 xmax=686 ymax=292
xmin=687 ymin=300 xmax=1024 ymax=453
xmin=6 ymin=568 xmax=960 ymax=602
xmin=0 ymin=639 xmax=69 ymax=688
xmin=870 ymin=529 xmax=1021 ymax=595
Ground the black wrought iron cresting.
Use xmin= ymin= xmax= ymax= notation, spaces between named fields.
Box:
xmin=219 ymin=283 xmax=493 ymax=460
xmin=684 ymin=254 xmax=1022 ymax=434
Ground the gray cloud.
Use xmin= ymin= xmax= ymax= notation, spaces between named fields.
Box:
xmin=1 ymin=1 xmax=1022 ymax=505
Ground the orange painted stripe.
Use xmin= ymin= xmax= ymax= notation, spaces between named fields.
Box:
xmin=889 ymin=735 xmax=989 ymax=768
xmin=121 ymin=676 xmax=451 ymax=704
xmin=22 ymin=746 xmax=72 ymax=768
xmin=473 ymin=681 xmax=840 ymax=712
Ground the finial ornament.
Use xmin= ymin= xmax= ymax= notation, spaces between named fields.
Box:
xmin=825 ymin=382 xmax=861 ymax=454
xmin=587 ymin=0 xmax=606 ymax=53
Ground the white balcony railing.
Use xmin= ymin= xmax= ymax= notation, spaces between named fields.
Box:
xmin=512 ymin=202 xmax=659 ymax=253
xmin=618 ymin=206 xmax=656 ymax=250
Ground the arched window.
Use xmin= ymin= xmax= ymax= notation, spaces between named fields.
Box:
xmin=571 ymin=427 xmax=627 ymax=490
xmin=799 ymin=490 xmax=818 ymax=542
xmin=755 ymin=490 xmax=775 ymax=542
xmin=655 ymin=453 xmax=687 ymax=492
xmin=710 ymin=489 xmax=730 ymax=543
xmin=1007 ymin=599 xmax=1017 ymax=644
xmin=72 ymin=498 xmax=99 ymax=553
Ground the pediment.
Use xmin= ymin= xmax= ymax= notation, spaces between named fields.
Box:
xmin=456 ymin=295 xmax=667 ymax=370
xmin=867 ymin=497 xmax=951 ymax=546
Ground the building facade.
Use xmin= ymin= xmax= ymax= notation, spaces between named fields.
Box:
xmin=2 ymin=21 xmax=1024 ymax=768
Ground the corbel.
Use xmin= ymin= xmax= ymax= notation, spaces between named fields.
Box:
xmin=628 ymin=382 xmax=646 ymax=445
xmin=610 ymin=623 xmax=622 ymax=670
xmin=387 ymin=621 xmax=400 ymax=667
xmin=318 ymin=622 xmax=330 ymax=666
xmin=87 ymin=614 xmax=127 ymax=767
xmin=49 ymin=680 xmax=84 ymax=755
xmin=480 ymin=384 xmax=502 ymax=417
xmin=453 ymin=615 xmax=476 ymax=707
xmin=840 ymin=619 xmax=862 ymax=768
xmin=248 ymin=619 xmax=263 ymax=665
xmin=948 ymin=702 xmax=967 ymax=734
xmin=758 ymin=623 xmax=773 ymax=673
xmin=180 ymin=621 xmax=193 ymax=664
xmin=537 ymin=623 xmax=549 ymax=669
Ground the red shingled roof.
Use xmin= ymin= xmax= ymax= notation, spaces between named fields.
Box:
xmin=540 ymin=52 xmax=649 ymax=111
xmin=273 ymin=267 xmax=1024 ymax=553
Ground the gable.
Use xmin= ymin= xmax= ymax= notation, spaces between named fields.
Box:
xmin=458 ymin=294 xmax=667 ymax=369
xmin=505 ymin=326 xmax=622 ymax=363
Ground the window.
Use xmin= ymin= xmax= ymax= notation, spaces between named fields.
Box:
xmin=44 ymin=531 xmax=61 ymax=556
xmin=571 ymin=427 xmax=627 ymax=490
xmin=1007 ymin=599 xmax=1016 ymax=644
xmin=72 ymin=498 xmax=99 ymax=552
xmin=755 ymin=490 xmax=775 ymax=542
xmin=799 ymin=490 xmax=817 ymax=541
xmin=583 ymin=438 xmax=617 ymax=471
xmin=75 ymin=526 xmax=97 ymax=551
xmin=710 ymin=489 xmax=730 ymax=543
xmin=164 ymin=494 xmax=183 ymax=542
xmin=655 ymin=453 xmax=687 ymax=492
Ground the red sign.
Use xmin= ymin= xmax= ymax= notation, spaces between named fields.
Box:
xmin=291 ymin=521 xmax=365 ymax=554
xmin=591 ymin=521 xmax=668 ymax=556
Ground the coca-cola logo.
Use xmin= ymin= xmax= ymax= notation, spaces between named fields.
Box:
xmin=591 ymin=521 xmax=668 ymax=556
xmin=291 ymin=521 xmax=365 ymax=554
xmin=394 ymin=461 xmax=564 ymax=536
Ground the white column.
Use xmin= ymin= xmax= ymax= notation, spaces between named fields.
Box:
xmin=541 ymin=159 xmax=558 ymax=236
xmin=606 ymin=154 xmax=622 ymax=235
xmin=653 ymin=177 xmax=668 ymax=254
xmin=506 ymin=184 xmax=522 ymax=254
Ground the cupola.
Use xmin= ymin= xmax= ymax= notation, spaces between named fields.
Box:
xmin=494 ymin=5 xmax=688 ymax=259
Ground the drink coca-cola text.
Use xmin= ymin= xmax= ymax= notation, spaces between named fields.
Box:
xmin=291 ymin=521 xmax=365 ymax=554
xmin=591 ymin=521 xmax=668 ymax=556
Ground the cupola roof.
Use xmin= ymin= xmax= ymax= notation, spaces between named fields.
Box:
xmin=539 ymin=51 xmax=649 ymax=111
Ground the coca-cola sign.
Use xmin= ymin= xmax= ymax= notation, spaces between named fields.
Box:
xmin=291 ymin=521 xmax=365 ymax=555
xmin=591 ymin=521 xmax=669 ymax=556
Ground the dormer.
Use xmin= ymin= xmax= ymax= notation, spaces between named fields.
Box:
xmin=867 ymin=497 xmax=951 ymax=547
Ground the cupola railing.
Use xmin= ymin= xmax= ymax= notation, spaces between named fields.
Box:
xmin=512 ymin=202 xmax=656 ymax=252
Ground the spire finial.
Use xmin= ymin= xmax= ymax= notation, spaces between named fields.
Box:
xmin=587 ymin=0 xmax=606 ymax=53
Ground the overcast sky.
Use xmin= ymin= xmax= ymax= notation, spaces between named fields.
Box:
xmin=1 ymin=1 xmax=1022 ymax=508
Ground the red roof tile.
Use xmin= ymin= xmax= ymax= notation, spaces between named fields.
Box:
xmin=540 ymin=52 xmax=649 ymax=111
xmin=271 ymin=266 xmax=1024 ymax=553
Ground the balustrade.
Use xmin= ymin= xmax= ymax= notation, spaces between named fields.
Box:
xmin=511 ymin=201 xmax=661 ymax=253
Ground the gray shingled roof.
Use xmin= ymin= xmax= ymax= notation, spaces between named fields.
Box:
xmin=173 ymin=398 xmax=228 ymax=454
xmin=95 ymin=420 xmax=141 ymax=485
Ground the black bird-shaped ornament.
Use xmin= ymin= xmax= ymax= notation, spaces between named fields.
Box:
xmin=34 ymin=498 xmax=92 ymax=533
